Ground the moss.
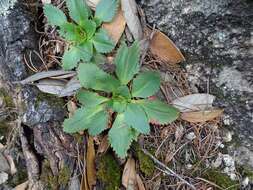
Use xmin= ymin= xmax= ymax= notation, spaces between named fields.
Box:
xmin=238 ymin=166 xmax=253 ymax=181
xmin=40 ymin=160 xmax=71 ymax=190
xmin=133 ymin=143 xmax=155 ymax=177
xmin=8 ymin=166 xmax=28 ymax=187
xmin=97 ymin=153 xmax=121 ymax=190
xmin=35 ymin=92 xmax=64 ymax=108
xmin=58 ymin=165 xmax=71 ymax=186
xmin=0 ymin=88 xmax=14 ymax=107
xmin=0 ymin=121 xmax=11 ymax=143
xmin=203 ymin=169 xmax=239 ymax=190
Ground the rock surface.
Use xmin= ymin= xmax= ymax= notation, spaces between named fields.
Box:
xmin=138 ymin=0 xmax=253 ymax=166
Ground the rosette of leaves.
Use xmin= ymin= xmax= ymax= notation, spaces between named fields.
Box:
xmin=43 ymin=0 xmax=118 ymax=70
xmin=63 ymin=42 xmax=179 ymax=158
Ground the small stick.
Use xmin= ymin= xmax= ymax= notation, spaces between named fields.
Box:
xmin=142 ymin=149 xmax=196 ymax=190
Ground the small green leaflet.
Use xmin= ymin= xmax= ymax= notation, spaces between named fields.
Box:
xmin=77 ymin=90 xmax=109 ymax=107
xmin=92 ymin=29 xmax=115 ymax=53
xmin=114 ymin=42 xmax=140 ymax=85
xmin=63 ymin=107 xmax=86 ymax=133
xmin=60 ymin=23 xmax=79 ymax=42
xmin=62 ymin=46 xmax=82 ymax=70
xmin=80 ymin=19 xmax=97 ymax=40
xmin=66 ymin=0 xmax=90 ymax=24
xmin=137 ymin=100 xmax=179 ymax=125
xmin=124 ymin=103 xmax=150 ymax=134
xmin=78 ymin=63 xmax=120 ymax=92
xmin=132 ymin=71 xmax=160 ymax=98
xmin=43 ymin=4 xmax=67 ymax=26
xmin=62 ymin=42 xmax=93 ymax=70
xmin=95 ymin=0 xmax=119 ymax=22
xmin=109 ymin=114 xmax=139 ymax=158
xmin=63 ymin=106 xmax=108 ymax=135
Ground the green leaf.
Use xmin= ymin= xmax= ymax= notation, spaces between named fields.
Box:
xmin=87 ymin=109 xmax=109 ymax=136
xmin=78 ymin=41 xmax=93 ymax=61
xmin=66 ymin=0 xmax=90 ymax=24
xmin=132 ymin=71 xmax=161 ymax=98
xmin=63 ymin=107 xmax=86 ymax=133
xmin=80 ymin=19 xmax=96 ymax=40
xmin=107 ymin=99 xmax=127 ymax=113
xmin=114 ymin=42 xmax=140 ymax=85
xmin=124 ymin=103 xmax=150 ymax=134
xmin=109 ymin=114 xmax=139 ymax=158
xmin=95 ymin=0 xmax=119 ymax=22
xmin=62 ymin=46 xmax=82 ymax=70
xmin=60 ymin=23 xmax=79 ymax=41
xmin=78 ymin=63 xmax=120 ymax=92
xmin=62 ymin=42 xmax=93 ymax=70
xmin=44 ymin=4 xmax=67 ymax=26
xmin=63 ymin=106 xmax=108 ymax=135
xmin=77 ymin=90 xmax=109 ymax=107
xmin=137 ymin=100 xmax=179 ymax=125
xmin=92 ymin=29 xmax=115 ymax=53
xmin=115 ymin=86 xmax=131 ymax=99
xmin=91 ymin=52 xmax=106 ymax=65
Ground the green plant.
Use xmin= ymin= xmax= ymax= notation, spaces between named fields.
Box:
xmin=43 ymin=0 xmax=118 ymax=70
xmin=63 ymin=42 xmax=179 ymax=158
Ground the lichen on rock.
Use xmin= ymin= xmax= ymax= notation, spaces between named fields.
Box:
xmin=0 ymin=0 xmax=17 ymax=16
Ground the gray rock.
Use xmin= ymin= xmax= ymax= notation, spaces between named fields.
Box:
xmin=138 ymin=0 xmax=253 ymax=165
xmin=0 ymin=172 xmax=8 ymax=185
xmin=0 ymin=154 xmax=9 ymax=173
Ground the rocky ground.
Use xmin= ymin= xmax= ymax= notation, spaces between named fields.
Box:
xmin=138 ymin=0 xmax=253 ymax=173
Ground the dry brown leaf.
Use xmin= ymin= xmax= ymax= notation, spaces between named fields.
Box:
xmin=97 ymin=135 xmax=110 ymax=154
xmin=180 ymin=109 xmax=224 ymax=123
xmin=136 ymin=174 xmax=145 ymax=190
xmin=150 ymin=30 xmax=185 ymax=64
xmin=86 ymin=136 xmax=96 ymax=189
xmin=14 ymin=181 xmax=29 ymax=190
xmin=103 ymin=9 xmax=126 ymax=44
xmin=121 ymin=0 xmax=143 ymax=40
xmin=122 ymin=158 xmax=137 ymax=189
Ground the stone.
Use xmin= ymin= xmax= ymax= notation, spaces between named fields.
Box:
xmin=0 ymin=172 xmax=8 ymax=184
xmin=0 ymin=153 xmax=9 ymax=173
xmin=138 ymin=0 xmax=253 ymax=167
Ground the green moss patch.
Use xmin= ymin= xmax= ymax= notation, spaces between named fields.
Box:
xmin=97 ymin=153 xmax=121 ymax=190
xmin=133 ymin=143 xmax=155 ymax=177
xmin=203 ymin=169 xmax=239 ymax=190
xmin=40 ymin=160 xmax=71 ymax=190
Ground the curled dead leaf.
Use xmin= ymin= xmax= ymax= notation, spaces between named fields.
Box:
xmin=103 ymin=9 xmax=126 ymax=44
xmin=86 ymin=0 xmax=100 ymax=10
xmin=122 ymin=158 xmax=137 ymax=189
xmin=180 ymin=109 xmax=223 ymax=123
xmin=172 ymin=93 xmax=216 ymax=112
xmin=121 ymin=0 xmax=143 ymax=40
xmin=150 ymin=30 xmax=185 ymax=64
